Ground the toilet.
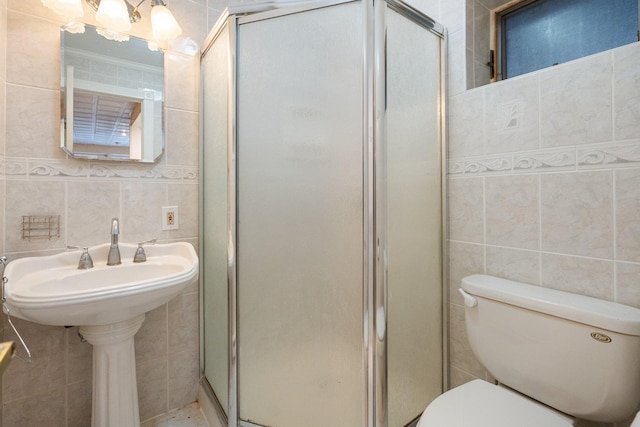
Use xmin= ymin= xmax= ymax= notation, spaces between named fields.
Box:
xmin=418 ymin=274 xmax=640 ymax=426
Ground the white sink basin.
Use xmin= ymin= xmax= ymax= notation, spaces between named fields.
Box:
xmin=4 ymin=241 xmax=199 ymax=326
xmin=4 ymin=241 xmax=199 ymax=427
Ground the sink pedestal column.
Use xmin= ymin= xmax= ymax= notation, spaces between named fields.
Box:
xmin=80 ymin=314 xmax=146 ymax=427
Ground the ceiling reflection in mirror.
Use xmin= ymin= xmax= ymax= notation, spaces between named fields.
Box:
xmin=61 ymin=25 xmax=165 ymax=162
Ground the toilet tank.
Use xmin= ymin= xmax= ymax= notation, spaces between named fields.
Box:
xmin=460 ymin=274 xmax=640 ymax=423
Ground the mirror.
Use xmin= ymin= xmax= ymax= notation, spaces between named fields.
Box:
xmin=60 ymin=25 xmax=165 ymax=162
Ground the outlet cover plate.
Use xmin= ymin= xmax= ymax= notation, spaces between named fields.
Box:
xmin=162 ymin=206 xmax=179 ymax=231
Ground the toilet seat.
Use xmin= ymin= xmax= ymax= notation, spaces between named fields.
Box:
xmin=417 ymin=380 xmax=574 ymax=427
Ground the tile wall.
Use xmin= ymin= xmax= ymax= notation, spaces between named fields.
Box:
xmin=447 ymin=35 xmax=640 ymax=427
xmin=0 ymin=0 xmax=210 ymax=425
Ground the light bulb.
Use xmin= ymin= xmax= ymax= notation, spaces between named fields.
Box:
xmin=41 ymin=0 xmax=84 ymax=18
xmin=96 ymin=0 xmax=132 ymax=33
xmin=151 ymin=4 xmax=182 ymax=40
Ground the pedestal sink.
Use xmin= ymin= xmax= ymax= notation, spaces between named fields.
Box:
xmin=3 ymin=242 xmax=199 ymax=427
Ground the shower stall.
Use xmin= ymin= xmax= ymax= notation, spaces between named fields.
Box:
xmin=200 ymin=1 xmax=446 ymax=426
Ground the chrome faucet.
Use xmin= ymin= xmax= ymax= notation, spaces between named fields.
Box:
xmin=107 ymin=217 xmax=121 ymax=266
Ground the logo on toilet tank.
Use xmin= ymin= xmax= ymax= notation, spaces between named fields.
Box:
xmin=590 ymin=332 xmax=612 ymax=343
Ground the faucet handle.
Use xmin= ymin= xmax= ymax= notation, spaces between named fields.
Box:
xmin=67 ymin=246 xmax=94 ymax=270
xmin=133 ymin=239 xmax=157 ymax=263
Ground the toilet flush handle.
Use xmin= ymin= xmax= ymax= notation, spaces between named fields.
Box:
xmin=458 ymin=289 xmax=478 ymax=308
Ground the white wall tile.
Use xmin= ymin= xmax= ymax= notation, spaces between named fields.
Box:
xmin=168 ymin=348 xmax=200 ymax=410
xmin=484 ymin=73 xmax=539 ymax=154
xmin=540 ymin=52 xmax=613 ymax=148
xmin=135 ymin=305 xmax=168 ymax=363
xmin=67 ymin=181 xmax=121 ymax=247
xmin=168 ymin=183 xmax=199 ymax=240
xmin=165 ymin=54 xmax=199 ymax=112
xmin=3 ymin=387 xmax=66 ymax=426
xmin=66 ymin=327 xmax=92 ymax=385
xmin=448 ymin=303 xmax=486 ymax=378
xmin=67 ymin=380 xmax=92 ymax=427
xmin=137 ymin=357 xmax=169 ymax=421
xmin=541 ymin=253 xmax=614 ymax=301
xmin=613 ymin=43 xmax=640 ymax=141
xmin=616 ymin=168 xmax=640 ymax=262
xmin=6 ymin=11 xmax=59 ymax=90
xmin=121 ymin=182 xmax=168 ymax=243
xmin=167 ymin=0 xmax=209 ymax=47
xmin=5 ymin=85 xmax=64 ymax=159
xmin=486 ymin=246 xmax=540 ymax=285
xmin=541 ymin=171 xmax=613 ymax=259
xmin=166 ymin=109 xmax=199 ymax=167
xmin=448 ymin=177 xmax=484 ymax=243
xmin=3 ymin=317 xmax=66 ymax=400
xmin=485 ymin=174 xmax=539 ymax=250
xmin=616 ymin=261 xmax=640 ymax=308
xmin=448 ymin=89 xmax=484 ymax=158
xmin=448 ymin=241 xmax=484 ymax=306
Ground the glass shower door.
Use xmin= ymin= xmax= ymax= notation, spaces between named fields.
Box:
xmin=236 ymin=3 xmax=366 ymax=427
xmin=201 ymin=22 xmax=230 ymax=415
xmin=384 ymin=6 xmax=444 ymax=427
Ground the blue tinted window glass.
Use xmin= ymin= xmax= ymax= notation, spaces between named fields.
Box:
xmin=503 ymin=0 xmax=638 ymax=78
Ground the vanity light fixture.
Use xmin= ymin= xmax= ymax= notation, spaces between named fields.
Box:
xmin=42 ymin=0 xmax=182 ymax=42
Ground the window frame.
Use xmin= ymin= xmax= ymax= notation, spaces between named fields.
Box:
xmin=489 ymin=0 xmax=640 ymax=82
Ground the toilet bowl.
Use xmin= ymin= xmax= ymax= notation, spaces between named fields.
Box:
xmin=418 ymin=275 xmax=640 ymax=426
xmin=417 ymin=380 xmax=573 ymax=427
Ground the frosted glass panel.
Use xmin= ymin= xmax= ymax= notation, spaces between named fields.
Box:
xmin=237 ymin=3 xmax=365 ymax=427
xmin=202 ymin=25 xmax=230 ymax=414
xmin=385 ymin=9 xmax=443 ymax=427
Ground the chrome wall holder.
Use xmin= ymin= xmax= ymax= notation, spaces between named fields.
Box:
xmin=21 ymin=215 xmax=60 ymax=241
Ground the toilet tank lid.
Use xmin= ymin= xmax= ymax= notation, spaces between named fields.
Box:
xmin=461 ymin=274 xmax=640 ymax=336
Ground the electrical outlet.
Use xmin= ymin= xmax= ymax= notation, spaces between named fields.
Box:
xmin=162 ymin=206 xmax=179 ymax=231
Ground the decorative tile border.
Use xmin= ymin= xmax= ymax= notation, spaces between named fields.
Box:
xmin=513 ymin=149 xmax=575 ymax=173
xmin=577 ymin=141 xmax=640 ymax=168
xmin=31 ymin=159 xmax=90 ymax=177
xmin=3 ymin=157 xmax=27 ymax=177
xmin=464 ymin=156 xmax=512 ymax=174
xmin=3 ymin=157 xmax=198 ymax=181
xmin=449 ymin=141 xmax=640 ymax=176
xmin=448 ymin=160 xmax=464 ymax=175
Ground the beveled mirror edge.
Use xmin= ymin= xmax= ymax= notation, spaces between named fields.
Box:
xmin=60 ymin=24 xmax=166 ymax=163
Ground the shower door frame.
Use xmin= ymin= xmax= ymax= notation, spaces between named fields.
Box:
xmin=199 ymin=1 xmax=448 ymax=426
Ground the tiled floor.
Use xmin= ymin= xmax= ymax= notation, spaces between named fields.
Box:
xmin=141 ymin=402 xmax=209 ymax=427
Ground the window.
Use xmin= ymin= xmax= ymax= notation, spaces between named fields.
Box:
xmin=494 ymin=0 xmax=639 ymax=80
